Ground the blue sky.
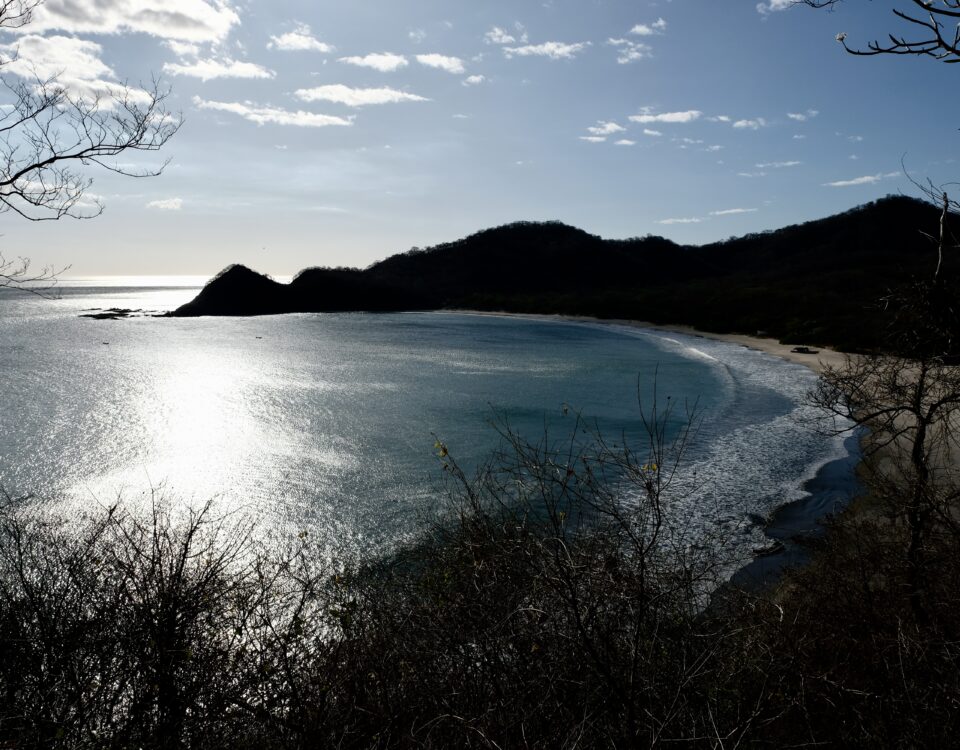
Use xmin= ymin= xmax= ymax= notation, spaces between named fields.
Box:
xmin=1 ymin=0 xmax=957 ymax=276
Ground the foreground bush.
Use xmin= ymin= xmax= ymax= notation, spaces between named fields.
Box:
xmin=1 ymin=415 xmax=959 ymax=747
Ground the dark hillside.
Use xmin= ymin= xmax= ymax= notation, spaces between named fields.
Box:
xmin=170 ymin=196 xmax=954 ymax=350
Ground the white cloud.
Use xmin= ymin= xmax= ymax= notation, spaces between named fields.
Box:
xmin=643 ymin=128 xmax=662 ymax=136
xmin=587 ymin=121 xmax=625 ymax=136
xmin=607 ymin=38 xmax=652 ymax=63
xmin=793 ymin=134 xmax=807 ymax=140
xmin=503 ymin=41 xmax=590 ymax=60
xmin=416 ymin=53 xmax=465 ymax=74
xmin=630 ymin=110 xmax=702 ymax=124
xmin=24 ymin=0 xmax=239 ymax=42
xmin=706 ymin=145 xmax=723 ymax=151
xmin=408 ymin=29 xmax=427 ymax=44
xmin=755 ymin=160 xmax=801 ymax=168
xmin=268 ymin=23 xmax=333 ymax=53
xmin=580 ymin=136 xmax=607 ymax=143
xmin=338 ymin=53 xmax=408 ymax=72
xmin=462 ymin=75 xmax=486 ymax=86
xmin=757 ymin=0 xmax=793 ymax=14
xmin=293 ymin=84 xmax=428 ymax=107
xmin=787 ymin=109 xmax=819 ymax=122
xmin=165 ymin=40 xmax=201 ymax=57
xmin=192 ymin=96 xmax=354 ymax=127
xmin=630 ymin=18 xmax=667 ymax=35
xmin=614 ymin=139 xmax=636 ymax=146
xmin=733 ymin=118 xmax=767 ymax=130
xmin=484 ymin=26 xmax=516 ymax=44
xmin=848 ymin=134 xmax=864 ymax=142
xmin=708 ymin=115 xmax=732 ymax=123
xmin=658 ymin=217 xmax=702 ymax=225
xmin=0 ymin=35 xmax=151 ymax=102
xmin=737 ymin=171 xmax=767 ymax=178
xmin=824 ymin=172 xmax=898 ymax=187
xmin=146 ymin=197 xmax=183 ymax=210
xmin=709 ymin=207 xmax=757 ymax=216
xmin=164 ymin=57 xmax=274 ymax=81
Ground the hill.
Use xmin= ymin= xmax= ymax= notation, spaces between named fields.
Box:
xmin=171 ymin=195 xmax=954 ymax=350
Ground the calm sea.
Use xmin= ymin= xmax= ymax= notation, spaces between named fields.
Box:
xmin=0 ymin=279 xmax=851 ymax=564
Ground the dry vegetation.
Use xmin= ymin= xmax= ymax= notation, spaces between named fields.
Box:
xmin=2 ymin=363 xmax=960 ymax=748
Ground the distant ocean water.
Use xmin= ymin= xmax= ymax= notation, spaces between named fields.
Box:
xmin=0 ymin=279 xmax=853 ymax=567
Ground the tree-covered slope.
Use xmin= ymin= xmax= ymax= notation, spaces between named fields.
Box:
xmin=171 ymin=196 xmax=953 ymax=350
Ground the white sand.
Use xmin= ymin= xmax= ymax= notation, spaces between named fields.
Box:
xmin=445 ymin=310 xmax=849 ymax=374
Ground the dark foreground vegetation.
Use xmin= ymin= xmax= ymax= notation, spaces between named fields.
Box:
xmin=172 ymin=195 xmax=957 ymax=352
xmin=2 ymin=401 xmax=959 ymax=749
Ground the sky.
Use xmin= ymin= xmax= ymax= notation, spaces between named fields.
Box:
xmin=1 ymin=0 xmax=958 ymax=277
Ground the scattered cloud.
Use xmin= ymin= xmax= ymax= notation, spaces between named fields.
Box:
xmin=485 ymin=24 xmax=528 ymax=45
xmin=658 ymin=217 xmax=702 ymax=225
xmin=787 ymin=109 xmax=818 ymax=122
xmin=484 ymin=26 xmax=516 ymax=44
xmin=824 ymin=172 xmax=899 ymax=187
xmin=192 ymin=96 xmax=354 ymax=127
xmin=587 ymin=121 xmax=625 ymax=136
xmin=164 ymin=57 xmax=274 ymax=81
xmin=643 ymin=128 xmax=663 ymax=136
xmin=706 ymin=145 xmax=723 ymax=151
xmin=615 ymin=139 xmax=636 ymax=146
xmin=708 ymin=115 xmax=732 ymax=123
xmin=408 ymin=28 xmax=427 ymax=44
xmin=462 ymin=74 xmax=486 ymax=86
xmin=709 ymin=207 xmax=757 ymax=216
xmin=503 ymin=41 xmax=590 ymax=60
xmin=848 ymin=134 xmax=864 ymax=142
xmin=630 ymin=109 xmax=702 ymax=124
xmin=338 ymin=52 xmax=408 ymax=72
xmin=268 ymin=23 xmax=333 ymax=52
xmin=607 ymin=38 xmax=652 ymax=63
xmin=737 ymin=171 xmax=767 ymax=178
xmin=416 ymin=53 xmax=465 ymax=74
xmin=757 ymin=0 xmax=793 ymax=14
xmin=630 ymin=18 xmax=667 ymax=36
xmin=146 ymin=197 xmax=183 ymax=210
xmin=793 ymin=134 xmax=807 ymax=140
xmin=294 ymin=84 xmax=428 ymax=107
xmin=733 ymin=118 xmax=767 ymax=130
xmin=580 ymin=136 xmax=607 ymax=143
xmin=755 ymin=160 xmax=801 ymax=168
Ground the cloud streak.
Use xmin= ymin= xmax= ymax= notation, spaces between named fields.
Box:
xmin=630 ymin=110 xmax=702 ymax=124
xmin=824 ymin=172 xmax=899 ymax=187
xmin=294 ymin=84 xmax=429 ymax=107
xmin=193 ymin=96 xmax=354 ymax=127
xmin=164 ymin=57 xmax=274 ymax=81
xmin=416 ymin=53 xmax=465 ymax=74
xmin=339 ymin=53 xmax=408 ymax=72
xmin=503 ymin=41 xmax=589 ymax=60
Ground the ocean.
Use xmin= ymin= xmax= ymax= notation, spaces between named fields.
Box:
xmin=0 ymin=279 xmax=855 ymax=570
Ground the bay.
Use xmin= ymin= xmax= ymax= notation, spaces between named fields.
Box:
xmin=0 ymin=281 xmax=851 ymax=565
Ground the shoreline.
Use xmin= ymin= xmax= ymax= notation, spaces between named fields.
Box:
xmin=444 ymin=309 xmax=862 ymax=586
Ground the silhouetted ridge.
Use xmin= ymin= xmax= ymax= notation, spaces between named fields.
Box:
xmin=171 ymin=196 xmax=955 ymax=350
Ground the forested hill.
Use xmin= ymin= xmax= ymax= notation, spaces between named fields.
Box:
xmin=171 ymin=195 xmax=954 ymax=350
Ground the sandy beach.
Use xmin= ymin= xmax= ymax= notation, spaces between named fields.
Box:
xmin=447 ymin=310 xmax=850 ymax=375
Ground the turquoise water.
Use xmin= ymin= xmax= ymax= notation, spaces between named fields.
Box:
xmin=0 ymin=282 xmax=850 ymax=563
